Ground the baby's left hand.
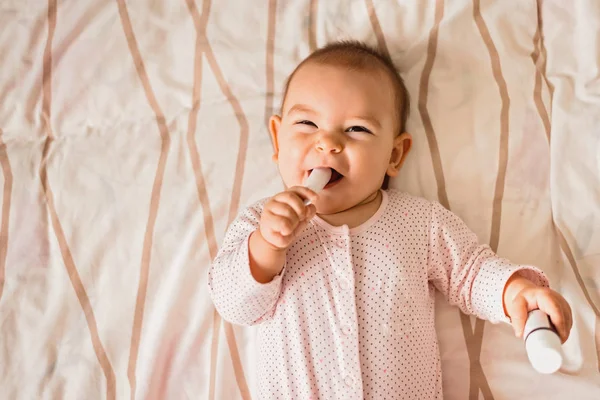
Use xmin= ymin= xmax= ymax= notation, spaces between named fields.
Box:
xmin=503 ymin=274 xmax=573 ymax=343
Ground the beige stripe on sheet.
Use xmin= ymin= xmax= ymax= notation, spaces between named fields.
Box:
xmin=40 ymin=1 xmax=117 ymax=399
xmin=535 ymin=0 xmax=555 ymax=104
xmin=308 ymin=0 xmax=318 ymax=52
xmin=186 ymin=0 xmax=252 ymax=398
xmin=264 ymin=0 xmax=277 ymax=131
xmin=364 ymin=0 xmax=390 ymax=58
xmin=473 ymin=0 xmax=510 ymax=256
xmin=418 ymin=1 xmax=494 ymax=399
xmin=418 ymin=0 xmax=450 ymax=210
xmin=43 ymin=180 xmax=117 ymax=400
xmin=203 ymin=49 xmax=250 ymax=227
xmin=115 ymin=1 xmax=172 ymax=399
xmin=472 ymin=0 xmax=515 ymax=398
xmin=184 ymin=0 xmax=218 ymax=263
xmin=458 ymin=314 xmax=493 ymax=400
xmin=223 ymin=325 xmax=251 ymax=399
xmin=0 ymin=129 xmax=14 ymax=303
xmin=531 ymin=5 xmax=551 ymax=141
xmin=205 ymin=32 xmax=253 ymax=400
xmin=183 ymin=0 xmax=219 ymax=398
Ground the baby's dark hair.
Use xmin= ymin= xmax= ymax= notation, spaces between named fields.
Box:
xmin=280 ymin=40 xmax=410 ymax=190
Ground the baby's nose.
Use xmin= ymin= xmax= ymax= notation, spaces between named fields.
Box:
xmin=315 ymin=134 xmax=343 ymax=153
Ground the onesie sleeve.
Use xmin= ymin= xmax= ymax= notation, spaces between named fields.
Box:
xmin=426 ymin=202 xmax=549 ymax=323
xmin=207 ymin=200 xmax=287 ymax=326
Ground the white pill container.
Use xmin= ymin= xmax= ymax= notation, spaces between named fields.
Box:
xmin=524 ymin=309 xmax=563 ymax=374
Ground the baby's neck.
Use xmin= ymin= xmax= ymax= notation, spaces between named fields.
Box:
xmin=317 ymin=190 xmax=382 ymax=229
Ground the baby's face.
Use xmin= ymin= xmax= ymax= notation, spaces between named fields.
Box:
xmin=270 ymin=62 xmax=406 ymax=215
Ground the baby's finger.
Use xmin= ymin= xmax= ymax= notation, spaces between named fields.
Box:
xmin=538 ymin=296 xmax=565 ymax=341
xmin=305 ymin=204 xmax=317 ymax=220
xmin=272 ymin=191 xmax=307 ymax=220
xmin=558 ymin=299 xmax=573 ymax=343
xmin=566 ymin=301 xmax=573 ymax=337
xmin=506 ymin=295 xmax=529 ymax=337
xmin=262 ymin=209 xmax=293 ymax=238
xmin=271 ymin=213 xmax=299 ymax=237
xmin=292 ymin=186 xmax=319 ymax=203
xmin=286 ymin=187 xmax=319 ymax=214
xmin=268 ymin=201 xmax=300 ymax=228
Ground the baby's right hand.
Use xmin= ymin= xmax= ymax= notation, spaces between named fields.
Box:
xmin=260 ymin=187 xmax=318 ymax=250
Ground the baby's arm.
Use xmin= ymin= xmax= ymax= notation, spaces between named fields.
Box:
xmin=426 ymin=202 xmax=549 ymax=324
xmin=207 ymin=203 xmax=286 ymax=326
xmin=208 ymin=187 xmax=318 ymax=326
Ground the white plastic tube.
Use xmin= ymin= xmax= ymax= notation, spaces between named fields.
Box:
xmin=302 ymin=168 xmax=331 ymax=205
xmin=524 ymin=309 xmax=563 ymax=374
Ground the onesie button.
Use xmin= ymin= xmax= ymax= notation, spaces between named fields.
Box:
xmin=344 ymin=375 xmax=355 ymax=387
xmin=338 ymin=278 xmax=351 ymax=290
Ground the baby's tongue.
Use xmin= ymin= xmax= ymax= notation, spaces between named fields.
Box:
xmin=329 ymin=169 xmax=342 ymax=183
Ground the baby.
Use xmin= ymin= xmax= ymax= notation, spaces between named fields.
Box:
xmin=208 ymin=41 xmax=572 ymax=400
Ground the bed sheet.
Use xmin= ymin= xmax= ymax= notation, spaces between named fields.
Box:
xmin=0 ymin=0 xmax=598 ymax=399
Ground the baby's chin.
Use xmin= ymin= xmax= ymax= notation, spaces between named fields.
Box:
xmin=313 ymin=188 xmax=382 ymax=216
xmin=312 ymin=198 xmax=355 ymax=216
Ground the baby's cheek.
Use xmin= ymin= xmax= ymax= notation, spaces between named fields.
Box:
xmin=359 ymin=152 xmax=389 ymax=180
xmin=278 ymin=147 xmax=303 ymax=183
xmin=287 ymin=141 xmax=305 ymax=160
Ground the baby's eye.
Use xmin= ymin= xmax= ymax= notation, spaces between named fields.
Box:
xmin=296 ymin=120 xmax=317 ymax=127
xmin=346 ymin=126 xmax=372 ymax=134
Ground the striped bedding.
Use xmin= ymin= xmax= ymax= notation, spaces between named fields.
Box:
xmin=0 ymin=0 xmax=598 ymax=399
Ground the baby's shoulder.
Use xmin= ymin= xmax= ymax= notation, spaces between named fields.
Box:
xmin=384 ymin=189 xmax=464 ymax=227
xmin=385 ymin=189 xmax=435 ymax=212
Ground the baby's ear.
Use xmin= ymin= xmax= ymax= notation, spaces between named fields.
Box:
xmin=269 ymin=115 xmax=282 ymax=162
xmin=387 ymin=132 xmax=412 ymax=176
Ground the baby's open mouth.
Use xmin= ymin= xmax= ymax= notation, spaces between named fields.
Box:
xmin=327 ymin=168 xmax=343 ymax=185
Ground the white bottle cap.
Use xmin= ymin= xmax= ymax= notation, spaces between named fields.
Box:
xmin=303 ymin=168 xmax=331 ymax=205
xmin=525 ymin=329 xmax=563 ymax=374
xmin=524 ymin=310 xmax=563 ymax=374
